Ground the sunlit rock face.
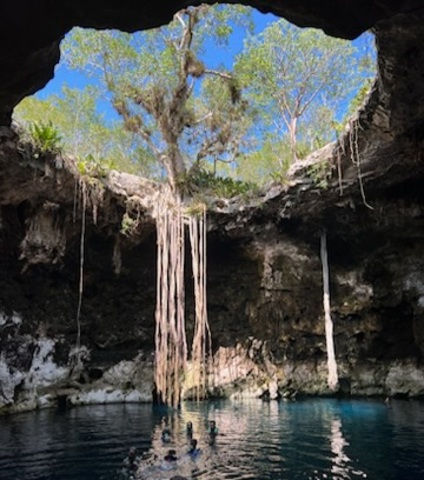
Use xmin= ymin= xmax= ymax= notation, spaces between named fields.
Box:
xmin=1 ymin=1 xmax=424 ymax=412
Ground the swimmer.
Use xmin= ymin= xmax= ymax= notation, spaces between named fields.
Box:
xmin=123 ymin=447 xmax=140 ymax=470
xmin=120 ymin=446 xmax=140 ymax=478
xmin=207 ymin=420 xmax=218 ymax=445
xmin=164 ymin=449 xmax=178 ymax=462
xmin=207 ymin=420 xmax=218 ymax=436
xmin=186 ymin=421 xmax=193 ymax=438
xmin=161 ymin=417 xmax=172 ymax=443
xmin=162 ymin=428 xmax=172 ymax=443
xmin=188 ymin=438 xmax=201 ymax=457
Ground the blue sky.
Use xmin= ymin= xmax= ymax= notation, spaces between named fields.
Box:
xmin=34 ymin=7 xmax=375 ymax=144
xmin=39 ymin=9 xmax=278 ymax=99
xmin=35 ymin=9 xmax=281 ymax=125
xmin=39 ymin=8 xmax=374 ymax=101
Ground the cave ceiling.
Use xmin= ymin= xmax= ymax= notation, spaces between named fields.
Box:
xmin=0 ymin=1 xmax=423 ymax=126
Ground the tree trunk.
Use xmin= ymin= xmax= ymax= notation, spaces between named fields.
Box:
xmin=288 ymin=116 xmax=298 ymax=162
xmin=320 ymin=229 xmax=338 ymax=391
xmin=163 ymin=149 xmax=186 ymax=194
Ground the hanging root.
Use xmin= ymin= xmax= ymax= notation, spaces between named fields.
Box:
xmin=74 ymin=179 xmax=87 ymax=371
xmin=320 ymin=229 xmax=338 ymax=391
xmin=349 ymin=119 xmax=374 ymax=210
xmin=188 ymin=206 xmax=211 ymax=401
xmin=154 ymin=190 xmax=187 ymax=407
xmin=153 ymin=189 xmax=211 ymax=407
xmin=336 ymin=144 xmax=344 ymax=196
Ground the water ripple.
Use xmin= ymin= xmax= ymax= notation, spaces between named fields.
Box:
xmin=0 ymin=399 xmax=423 ymax=480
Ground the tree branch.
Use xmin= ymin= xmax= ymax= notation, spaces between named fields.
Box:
xmin=204 ymin=69 xmax=232 ymax=81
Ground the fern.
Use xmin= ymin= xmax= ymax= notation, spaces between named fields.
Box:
xmin=28 ymin=120 xmax=62 ymax=155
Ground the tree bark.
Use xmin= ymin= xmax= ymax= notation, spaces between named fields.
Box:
xmin=288 ymin=116 xmax=298 ymax=162
xmin=162 ymin=149 xmax=186 ymax=194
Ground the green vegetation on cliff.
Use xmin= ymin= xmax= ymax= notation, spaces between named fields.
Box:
xmin=14 ymin=5 xmax=375 ymax=190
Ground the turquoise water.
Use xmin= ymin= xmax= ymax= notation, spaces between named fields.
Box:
xmin=0 ymin=398 xmax=423 ymax=479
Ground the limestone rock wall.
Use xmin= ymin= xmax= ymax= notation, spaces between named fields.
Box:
xmin=0 ymin=0 xmax=424 ymax=413
xmin=1 ymin=130 xmax=424 ymax=413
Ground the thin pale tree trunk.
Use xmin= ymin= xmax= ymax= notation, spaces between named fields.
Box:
xmin=320 ymin=229 xmax=338 ymax=391
xmin=288 ymin=117 xmax=298 ymax=162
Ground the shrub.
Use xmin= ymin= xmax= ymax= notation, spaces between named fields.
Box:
xmin=28 ymin=120 xmax=62 ymax=155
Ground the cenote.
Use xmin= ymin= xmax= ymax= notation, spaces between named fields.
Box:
xmin=1 ymin=2 xmax=424 ymax=480
xmin=0 ymin=398 xmax=423 ymax=480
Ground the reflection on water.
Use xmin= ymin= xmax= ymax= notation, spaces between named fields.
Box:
xmin=0 ymin=399 xmax=423 ymax=480
xmin=329 ymin=417 xmax=366 ymax=480
xmin=330 ymin=418 xmax=351 ymax=479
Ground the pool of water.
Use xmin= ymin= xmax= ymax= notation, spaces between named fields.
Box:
xmin=0 ymin=398 xmax=423 ymax=480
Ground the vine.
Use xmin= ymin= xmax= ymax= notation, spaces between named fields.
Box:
xmin=336 ymin=141 xmax=345 ymax=196
xmin=75 ymin=180 xmax=86 ymax=369
xmin=348 ymin=119 xmax=374 ymax=210
xmin=71 ymin=175 xmax=104 ymax=371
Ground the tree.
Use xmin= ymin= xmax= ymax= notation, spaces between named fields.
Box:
xmin=14 ymin=85 xmax=154 ymax=176
xmin=235 ymin=137 xmax=292 ymax=184
xmin=235 ymin=21 xmax=375 ymax=163
xmin=17 ymin=9 xmax=375 ymax=403
xmin=235 ymin=23 xmax=374 ymax=389
xmin=62 ymin=4 xmax=253 ymax=407
xmin=62 ymin=5 xmax=253 ymax=193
